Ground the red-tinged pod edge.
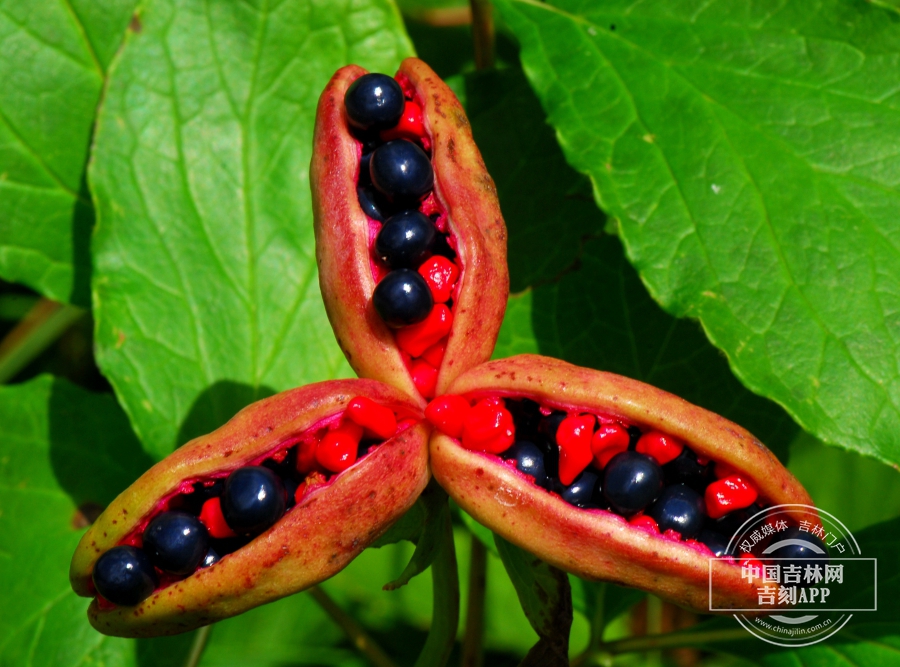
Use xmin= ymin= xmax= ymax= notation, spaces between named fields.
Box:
xmin=427 ymin=355 xmax=816 ymax=613
xmin=311 ymin=58 xmax=508 ymax=402
xmin=70 ymin=380 xmax=430 ymax=637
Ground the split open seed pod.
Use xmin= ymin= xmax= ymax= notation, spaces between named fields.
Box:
xmin=70 ymin=380 xmax=430 ymax=637
xmin=311 ymin=58 xmax=508 ymax=401
xmin=428 ymin=354 xmax=815 ymax=612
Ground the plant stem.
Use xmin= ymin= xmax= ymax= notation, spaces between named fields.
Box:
xmin=413 ymin=500 xmax=460 ymax=667
xmin=461 ymin=536 xmax=487 ymax=667
xmin=469 ymin=0 xmax=495 ymax=70
xmin=601 ymin=627 xmax=748 ymax=654
xmin=183 ymin=625 xmax=212 ymax=667
xmin=0 ymin=298 xmax=84 ymax=383
xmin=309 ymin=585 xmax=398 ymax=667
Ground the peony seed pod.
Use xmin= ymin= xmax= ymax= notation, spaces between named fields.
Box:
xmin=70 ymin=380 xmax=430 ymax=637
xmin=311 ymin=58 xmax=508 ymax=401
xmin=427 ymin=355 xmax=815 ymax=612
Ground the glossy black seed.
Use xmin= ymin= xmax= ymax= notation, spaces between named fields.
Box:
xmin=506 ymin=440 xmax=548 ymax=486
xmin=221 ymin=466 xmax=286 ymax=536
xmin=602 ymin=451 xmax=663 ymax=516
xmin=93 ymin=545 xmax=158 ymax=607
xmin=647 ymin=484 xmax=706 ymax=539
xmin=538 ymin=411 xmax=567 ymax=441
xmin=370 ymin=140 xmax=434 ymax=200
xmin=201 ymin=547 xmax=220 ymax=568
xmin=358 ymin=185 xmax=386 ymax=221
xmin=143 ymin=511 xmax=210 ymax=576
xmin=764 ymin=526 xmax=828 ymax=562
xmin=344 ymin=73 xmax=405 ymax=131
xmin=375 ymin=210 xmax=436 ymax=269
xmin=714 ymin=502 xmax=763 ymax=538
xmin=698 ymin=529 xmax=731 ymax=558
xmin=663 ymin=448 xmax=710 ymax=491
xmin=373 ymin=269 xmax=433 ymax=327
xmin=562 ymin=470 xmax=602 ymax=508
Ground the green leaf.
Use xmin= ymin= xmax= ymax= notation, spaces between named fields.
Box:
xmin=90 ymin=0 xmax=414 ymax=458
xmin=0 ymin=376 xmax=151 ymax=666
xmin=197 ymin=594 xmax=363 ymax=667
xmin=0 ymin=0 xmax=137 ymax=305
xmin=495 ymin=233 xmax=798 ymax=458
xmin=494 ymin=535 xmax=572 ymax=666
xmin=789 ymin=432 xmax=900 ymax=533
xmin=464 ymin=68 xmax=604 ymax=292
xmin=412 ymin=495 xmax=459 ymax=667
xmin=497 ymin=0 xmax=900 ymax=465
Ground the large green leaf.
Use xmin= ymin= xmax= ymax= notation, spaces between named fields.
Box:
xmin=0 ymin=0 xmax=137 ymax=305
xmin=495 ymin=233 xmax=797 ymax=457
xmin=90 ymin=0 xmax=414 ymax=458
xmin=0 ymin=376 xmax=152 ymax=666
xmin=497 ymin=0 xmax=900 ymax=465
xmin=463 ymin=68 xmax=604 ymax=292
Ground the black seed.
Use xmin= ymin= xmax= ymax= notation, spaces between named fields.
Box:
xmin=602 ymin=451 xmax=663 ymax=516
xmin=562 ymin=469 xmax=602 ymax=508
xmin=506 ymin=440 xmax=548 ymax=487
xmin=373 ymin=269 xmax=433 ymax=327
xmin=538 ymin=411 xmax=567 ymax=441
xmin=698 ymin=529 xmax=731 ymax=557
xmin=344 ymin=73 xmax=405 ymax=131
xmin=93 ymin=545 xmax=158 ymax=607
xmin=370 ymin=140 xmax=434 ymax=200
xmin=221 ymin=466 xmax=286 ymax=536
xmin=143 ymin=511 xmax=210 ymax=576
xmin=663 ymin=448 xmax=710 ymax=491
xmin=647 ymin=484 xmax=706 ymax=539
xmin=375 ymin=210 xmax=437 ymax=269
xmin=201 ymin=547 xmax=220 ymax=568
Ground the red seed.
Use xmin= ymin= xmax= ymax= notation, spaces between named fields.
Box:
xmin=420 ymin=338 xmax=447 ymax=367
xmin=705 ymin=474 xmax=759 ymax=519
xmin=417 ymin=256 xmax=459 ymax=303
xmin=556 ymin=414 xmax=596 ymax=485
xmin=635 ymin=431 xmax=684 ymax=465
xmin=379 ymin=100 xmax=426 ymax=143
xmin=411 ymin=358 xmax=438 ymax=398
xmin=396 ymin=304 xmax=453 ymax=357
xmin=629 ymin=515 xmax=660 ymax=533
xmin=425 ymin=395 xmax=470 ymax=438
xmin=316 ymin=422 xmax=363 ymax=473
xmin=591 ymin=423 xmax=630 ymax=468
xmin=200 ymin=497 xmax=237 ymax=539
xmin=461 ymin=398 xmax=515 ymax=454
xmin=345 ymin=396 xmax=397 ymax=439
